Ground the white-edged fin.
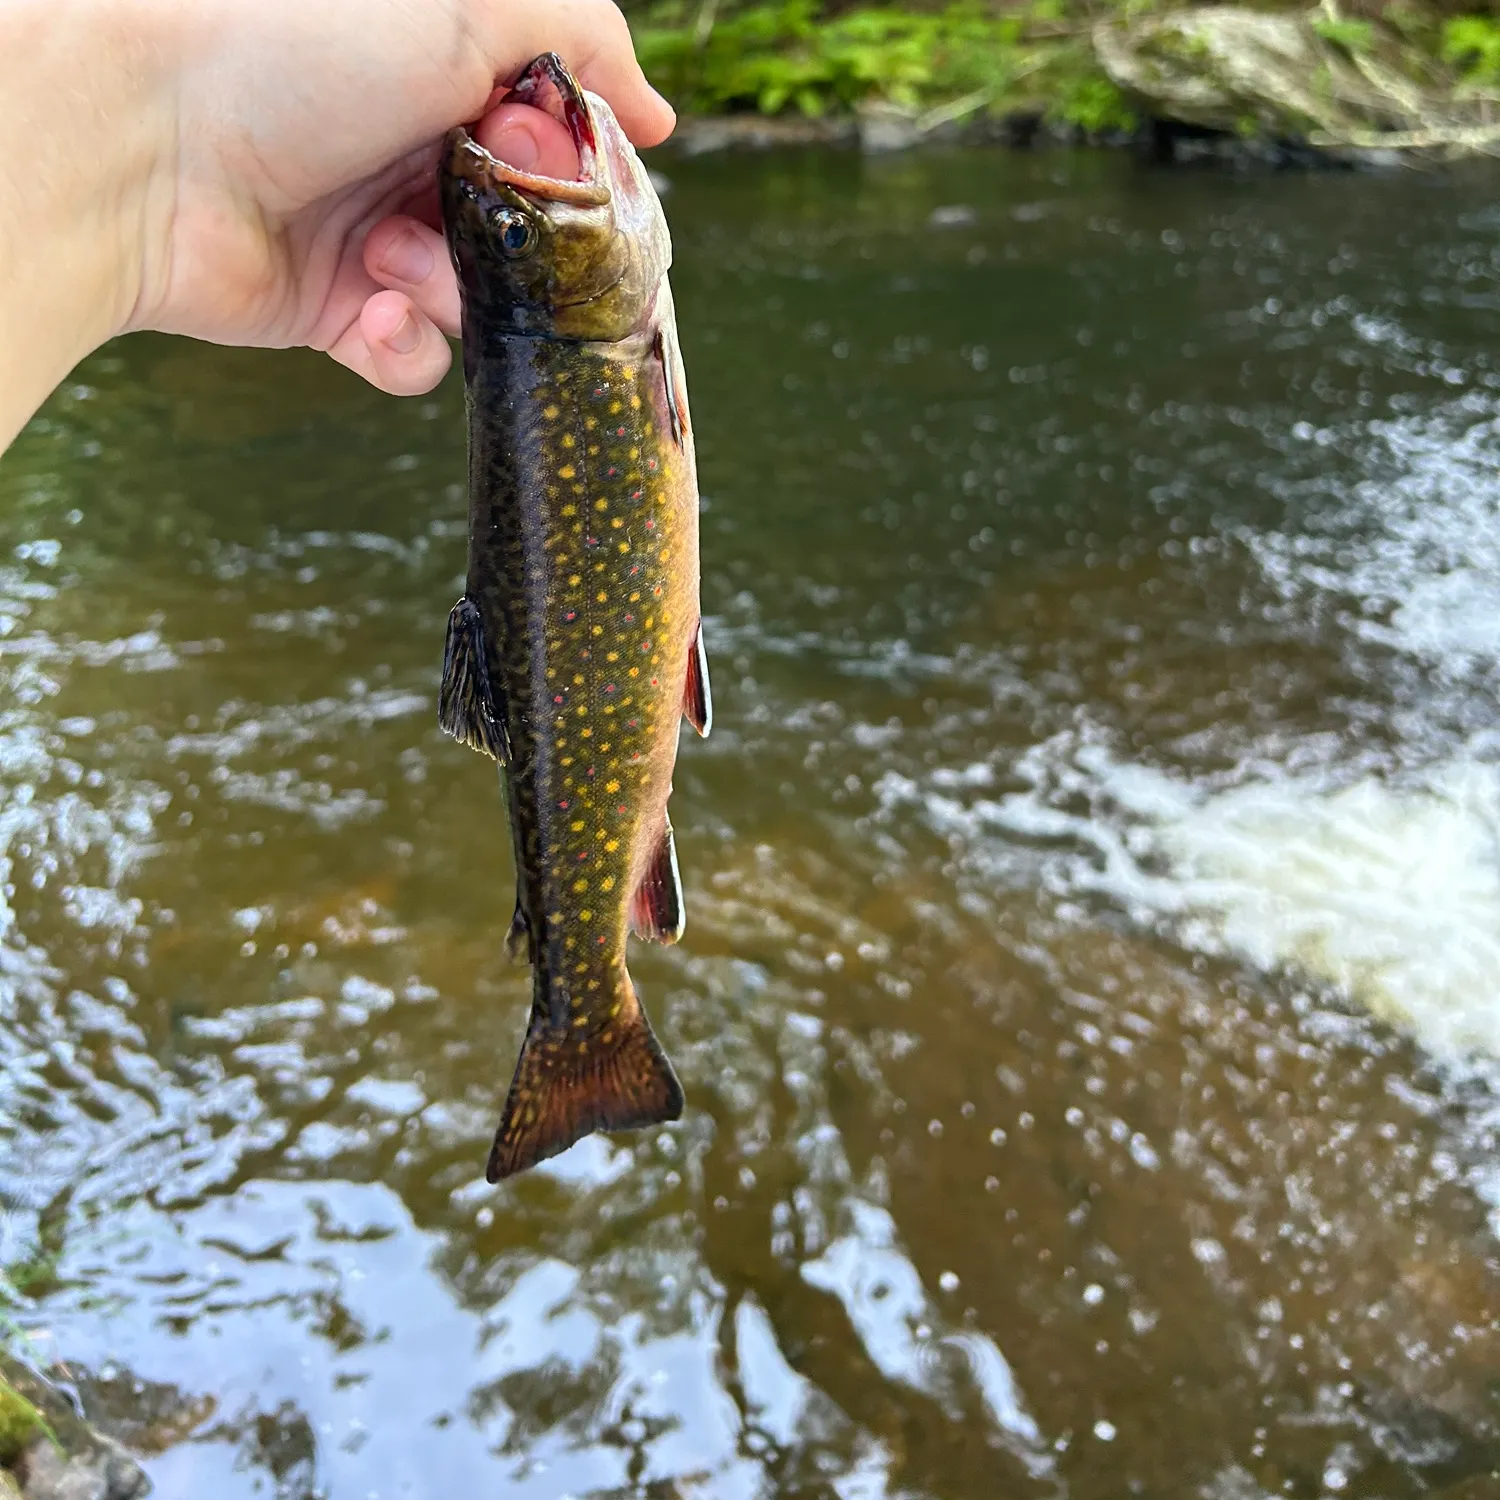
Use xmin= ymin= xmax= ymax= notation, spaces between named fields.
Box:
xmin=684 ymin=617 xmax=712 ymax=737
xmin=630 ymin=818 xmax=686 ymax=944
xmin=439 ymin=597 xmax=509 ymax=762
xmin=654 ymin=327 xmax=688 ymax=449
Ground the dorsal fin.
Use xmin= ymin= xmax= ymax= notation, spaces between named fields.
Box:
xmin=684 ymin=618 xmax=711 ymax=737
xmin=631 ymin=818 xmax=685 ymax=944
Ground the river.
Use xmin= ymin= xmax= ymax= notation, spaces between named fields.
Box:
xmin=3 ymin=145 xmax=1500 ymax=1499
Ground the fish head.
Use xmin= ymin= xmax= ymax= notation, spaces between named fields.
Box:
xmin=439 ymin=53 xmax=671 ymax=342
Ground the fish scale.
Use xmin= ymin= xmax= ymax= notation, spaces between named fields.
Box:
xmin=436 ymin=54 xmax=710 ymax=1181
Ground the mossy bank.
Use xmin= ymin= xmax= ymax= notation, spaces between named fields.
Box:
xmin=626 ymin=0 xmax=1500 ymax=160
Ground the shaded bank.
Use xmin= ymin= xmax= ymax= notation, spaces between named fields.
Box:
xmin=627 ymin=0 xmax=1500 ymax=162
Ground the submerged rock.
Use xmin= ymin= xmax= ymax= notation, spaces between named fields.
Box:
xmin=0 ymin=1363 xmax=148 ymax=1500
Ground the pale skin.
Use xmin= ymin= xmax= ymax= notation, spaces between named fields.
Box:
xmin=0 ymin=0 xmax=675 ymax=452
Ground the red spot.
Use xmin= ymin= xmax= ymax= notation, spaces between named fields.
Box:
xmin=646 ymin=458 xmax=658 ymax=471
xmin=558 ymin=800 xmax=570 ymax=810
xmin=553 ymin=694 xmax=564 ymax=704
xmin=651 ymin=677 xmax=659 ymax=687
xmin=586 ymin=535 xmax=598 ymax=547
xmin=581 ymin=648 xmax=591 ymax=659
xmin=586 ymin=766 xmax=596 ymax=777
xmin=578 ymin=851 xmax=589 ymax=860
xmin=625 ymin=614 xmax=635 ymax=624
xmin=630 ymin=565 xmax=640 ymax=576
xmin=604 ymin=683 xmax=616 ymax=694
xmin=597 ymin=934 xmax=608 ymax=945
xmin=630 ymin=754 xmax=641 ymax=763
xmin=607 ymin=467 xmax=618 ymax=477
xmin=615 ymin=426 xmax=626 ymax=436
xmin=617 ymin=804 xmax=627 ymax=813
xmin=565 ymin=610 xmax=576 ymax=622
xmin=645 ymin=519 xmax=655 ymax=530
xmin=653 ymin=585 xmax=662 ymax=596
xmin=631 ymin=490 xmax=642 ymax=500
xmin=627 ymin=718 xmax=638 ymax=729
xmin=594 ymin=387 xmax=603 ymax=397
xmin=641 ymin=641 xmax=652 ymax=652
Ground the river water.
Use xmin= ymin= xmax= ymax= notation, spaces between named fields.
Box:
xmin=3 ymin=146 xmax=1500 ymax=1499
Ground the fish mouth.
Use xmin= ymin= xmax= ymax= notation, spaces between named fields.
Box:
xmin=446 ymin=53 xmax=610 ymax=208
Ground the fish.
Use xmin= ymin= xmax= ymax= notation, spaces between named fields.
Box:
xmin=436 ymin=53 xmax=711 ymax=1182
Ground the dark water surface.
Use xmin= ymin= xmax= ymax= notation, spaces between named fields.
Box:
xmin=5 ymin=147 xmax=1500 ymax=1499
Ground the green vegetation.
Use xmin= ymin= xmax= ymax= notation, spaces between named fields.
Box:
xmin=0 ymin=1381 xmax=46 ymax=1466
xmin=1442 ymin=12 xmax=1500 ymax=82
xmin=633 ymin=0 xmax=1135 ymax=132
xmin=627 ymin=0 xmax=1500 ymax=150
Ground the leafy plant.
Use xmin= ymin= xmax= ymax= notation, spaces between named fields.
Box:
xmin=1311 ymin=13 xmax=1375 ymax=53
xmin=1442 ymin=13 xmax=1500 ymax=83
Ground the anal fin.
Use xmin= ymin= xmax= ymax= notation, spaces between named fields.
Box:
xmin=631 ymin=818 xmax=686 ymax=945
xmin=439 ymin=597 xmax=509 ymax=761
xmin=683 ymin=618 xmax=712 ymax=738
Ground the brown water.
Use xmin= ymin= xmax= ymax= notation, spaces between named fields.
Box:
xmin=4 ymin=147 xmax=1500 ymax=1500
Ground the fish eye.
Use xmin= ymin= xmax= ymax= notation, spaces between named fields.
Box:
xmin=490 ymin=208 xmax=537 ymax=258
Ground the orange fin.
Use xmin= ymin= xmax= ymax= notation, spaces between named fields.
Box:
xmin=439 ymin=598 xmax=509 ymax=761
xmin=683 ymin=618 xmax=711 ymax=738
xmin=631 ymin=819 xmax=685 ymax=945
xmin=486 ymin=988 xmax=684 ymax=1181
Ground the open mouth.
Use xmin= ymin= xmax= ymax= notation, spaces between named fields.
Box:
xmin=447 ymin=53 xmax=610 ymax=208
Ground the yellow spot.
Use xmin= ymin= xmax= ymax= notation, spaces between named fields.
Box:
xmin=601 ymin=876 xmax=616 ymax=892
xmin=572 ymin=994 xmax=585 ymax=1008
xmin=573 ymin=1016 xmax=588 ymax=1028
xmin=630 ymin=394 xmax=642 ymax=410
xmin=579 ymin=909 xmax=593 ymax=921
xmin=622 ymin=366 xmax=636 ymax=379
xmin=565 ymin=936 xmax=576 ymax=949
xmin=576 ymin=961 xmax=588 ymax=974
xmin=610 ymin=1001 xmax=622 ymax=1017
xmin=588 ymin=979 xmax=601 ymax=992
xmin=547 ymin=668 xmax=557 ymax=679
xmin=562 ymin=433 xmax=575 ymax=449
xmin=628 ymin=666 xmax=639 ymax=678
xmin=570 ymin=820 xmax=585 ymax=832
xmin=558 ymin=464 xmax=575 ymax=480
xmin=630 ymin=447 xmax=640 ymax=460
xmin=569 ymin=574 xmax=581 ymax=586
xmin=604 ymin=838 xmax=620 ymax=853
xmin=581 ymin=727 xmax=593 ymax=738
xmin=609 ymin=400 xmax=623 ymax=414
xmin=585 ymin=417 xmax=597 ymax=431
xmin=605 ymin=779 xmax=620 ymax=793
xmin=595 ymin=499 xmax=608 ymax=512
xmin=588 ymin=443 xmax=599 ymax=455
xmin=596 ymin=591 xmax=608 ymax=603
xmin=561 ymin=504 xmax=577 ymax=517
xmin=661 ymin=549 xmax=672 ymax=563
xmin=601 ymin=1030 xmax=613 ymax=1045
xmin=619 ymin=542 xmax=630 ymax=554
xmin=543 ymin=405 xmax=560 ymax=420
xmin=629 ymin=591 xmax=641 ymax=603
xmin=612 ymin=518 xmax=624 ymax=529
xmin=591 ymin=625 xmax=603 ymax=636
xmin=645 ymin=616 xmax=655 ymax=628
xmin=606 ymin=652 xmax=619 ymax=663
xmin=573 ymin=878 xmax=589 ymax=893
xmin=576 ymin=705 xmax=587 ymax=717
xmin=561 ymin=756 xmax=574 ymax=767
xmin=578 ymin=1042 xmax=589 ymax=1053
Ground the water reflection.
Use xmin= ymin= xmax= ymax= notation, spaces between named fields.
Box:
xmin=2 ymin=147 xmax=1500 ymax=1498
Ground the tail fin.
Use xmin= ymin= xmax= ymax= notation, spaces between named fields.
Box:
xmin=486 ymin=986 xmax=684 ymax=1182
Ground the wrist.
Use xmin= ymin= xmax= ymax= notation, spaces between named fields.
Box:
xmin=0 ymin=0 xmax=176 ymax=447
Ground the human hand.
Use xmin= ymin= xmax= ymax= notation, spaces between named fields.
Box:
xmin=129 ymin=0 xmax=674 ymax=395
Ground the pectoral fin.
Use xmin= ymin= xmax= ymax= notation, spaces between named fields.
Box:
xmin=683 ymin=618 xmax=712 ymax=738
xmin=630 ymin=819 xmax=686 ymax=945
xmin=439 ymin=597 xmax=509 ymax=762
xmin=506 ymin=900 xmax=532 ymax=965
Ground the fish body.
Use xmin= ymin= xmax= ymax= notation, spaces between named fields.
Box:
xmin=437 ymin=55 xmax=710 ymax=1181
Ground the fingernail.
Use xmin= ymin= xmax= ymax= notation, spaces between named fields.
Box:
xmin=377 ymin=233 xmax=434 ymax=286
xmin=385 ymin=312 xmax=421 ymax=355
xmin=488 ymin=123 xmax=540 ymax=172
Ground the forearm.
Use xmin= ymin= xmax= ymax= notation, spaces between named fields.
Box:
xmin=0 ymin=0 xmax=169 ymax=450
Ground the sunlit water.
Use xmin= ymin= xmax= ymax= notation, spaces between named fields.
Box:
xmin=3 ymin=148 xmax=1500 ymax=1499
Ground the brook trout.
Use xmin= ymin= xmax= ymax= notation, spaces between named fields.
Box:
xmin=437 ymin=54 xmax=711 ymax=1182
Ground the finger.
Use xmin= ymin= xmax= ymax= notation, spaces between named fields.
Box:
xmin=365 ymin=216 xmax=460 ymax=337
xmin=471 ymin=0 xmax=676 ymax=147
xmin=327 ymin=291 xmax=452 ymax=396
xmin=476 ymin=101 xmax=580 ymax=182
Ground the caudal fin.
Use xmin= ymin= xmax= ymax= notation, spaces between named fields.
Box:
xmin=486 ymin=988 xmax=684 ymax=1182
